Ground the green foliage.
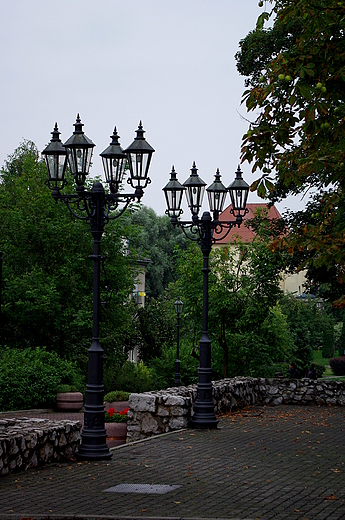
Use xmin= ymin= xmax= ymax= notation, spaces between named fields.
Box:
xmin=137 ymin=297 xmax=176 ymax=362
xmin=0 ymin=141 xmax=139 ymax=371
xmin=125 ymin=206 xmax=187 ymax=299
xmin=169 ymin=212 xmax=293 ymax=378
xmin=338 ymin=311 xmax=345 ymax=355
xmin=236 ymin=0 xmax=345 ymax=307
xmin=148 ymin=341 xmax=199 ymax=389
xmin=104 ymin=390 xmax=130 ymax=402
xmin=0 ymin=347 xmax=84 ymax=412
xmin=261 ymin=304 xmax=295 ymax=362
xmin=279 ymin=295 xmax=317 ymax=370
xmin=329 ymin=356 xmax=345 ymax=376
xmin=170 ymin=242 xmax=204 ymax=354
xmin=314 ymin=364 xmax=326 ymax=379
xmin=322 ymin=313 xmax=335 ymax=358
xmin=109 ymin=361 xmax=154 ymax=393
xmin=209 ymin=213 xmax=289 ymax=377
xmin=56 ymin=384 xmax=80 ymax=393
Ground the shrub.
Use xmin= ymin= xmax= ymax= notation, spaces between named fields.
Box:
xmin=0 ymin=347 xmax=84 ymax=412
xmin=104 ymin=390 xmax=130 ymax=402
xmin=329 ymin=356 xmax=345 ymax=376
xmin=149 ymin=341 xmax=199 ymax=389
xmin=322 ymin=314 xmax=335 ymax=358
xmin=314 ymin=363 xmax=326 ymax=378
xmin=114 ymin=361 xmax=154 ymax=393
xmin=56 ymin=384 xmax=80 ymax=393
xmin=338 ymin=311 xmax=345 ymax=356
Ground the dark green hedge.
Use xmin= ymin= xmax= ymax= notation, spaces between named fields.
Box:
xmin=329 ymin=356 xmax=345 ymax=376
xmin=0 ymin=347 xmax=84 ymax=412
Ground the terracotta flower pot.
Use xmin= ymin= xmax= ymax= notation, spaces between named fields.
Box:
xmin=105 ymin=422 xmax=127 ymax=447
xmin=56 ymin=392 xmax=83 ymax=412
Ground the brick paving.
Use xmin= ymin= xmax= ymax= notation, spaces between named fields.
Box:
xmin=0 ymin=405 xmax=345 ymax=519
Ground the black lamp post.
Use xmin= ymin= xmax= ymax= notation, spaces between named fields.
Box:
xmin=163 ymin=163 xmax=249 ymax=428
xmin=42 ymin=115 xmax=154 ymax=460
xmin=173 ymin=297 xmax=183 ymax=387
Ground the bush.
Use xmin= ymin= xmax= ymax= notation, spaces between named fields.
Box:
xmin=57 ymin=384 xmax=80 ymax=393
xmin=329 ymin=356 xmax=345 ymax=376
xmin=148 ymin=341 xmax=199 ymax=389
xmin=0 ymin=347 xmax=84 ymax=412
xmin=314 ymin=363 xmax=326 ymax=378
xmin=322 ymin=314 xmax=335 ymax=358
xmin=104 ymin=390 xmax=130 ymax=402
xmin=113 ymin=361 xmax=154 ymax=393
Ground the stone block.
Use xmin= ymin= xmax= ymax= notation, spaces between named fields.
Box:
xmin=169 ymin=417 xmax=188 ymax=430
xmin=9 ymin=439 xmax=19 ymax=455
xmin=156 ymin=406 xmax=170 ymax=416
xmin=129 ymin=393 xmax=156 ymax=412
xmin=163 ymin=395 xmax=185 ymax=406
xmin=170 ymin=406 xmax=188 ymax=416
xmin=141 ymin=415 xmax=159 ymax=434
xmin=127 ymin=424 xmax=142 ymax=432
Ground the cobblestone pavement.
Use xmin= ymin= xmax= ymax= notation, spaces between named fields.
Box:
xmin=0 ymin=405 xmax=345 ymax=520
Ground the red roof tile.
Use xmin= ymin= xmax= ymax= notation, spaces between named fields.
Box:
xmin=215 ymin=203 xmax=282 ymax=244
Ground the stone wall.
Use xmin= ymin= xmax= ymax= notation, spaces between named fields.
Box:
xmin=0 ymin=418 xmax=82 ymax=476
xmin=260 ymin=378 xmax=345 ymax=406
xmin=127 ymin=377 xmax=259 ymax=442
xmin=127 ymin=377 xmax=345 ymax=442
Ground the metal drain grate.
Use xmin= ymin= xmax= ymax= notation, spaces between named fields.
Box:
xmin=104 ymin=484 xmax=181 ymax=494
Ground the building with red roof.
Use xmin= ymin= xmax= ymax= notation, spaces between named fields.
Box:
xmin=213 ymin=203 xmax=283 ymax=246
xmin=213 ymin=203 xmax=306 ymax=295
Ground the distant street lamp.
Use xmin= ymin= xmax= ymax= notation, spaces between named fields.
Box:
xmin=173 ymin=297 xmax=183 ymax=387
xmin=42 ymin=115 xmax=154 ymax=460
xmin=163 ymin=163 xmax=249 ymax=428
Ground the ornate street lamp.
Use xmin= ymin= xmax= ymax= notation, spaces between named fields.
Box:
xmin=42 ymin=115 xmax=154 ymax=460
xmin=163 ymin=163 xmax=249 ymax=428
xmin=173 ymin=297 xmax=183 ymax=387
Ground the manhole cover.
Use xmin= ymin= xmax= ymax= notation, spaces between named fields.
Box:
xmin=104 ymin=484 xmax=181 ymax=494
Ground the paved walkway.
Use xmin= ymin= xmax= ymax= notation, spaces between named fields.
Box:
xmin=0 ymin=405 xmax=345 ymax=519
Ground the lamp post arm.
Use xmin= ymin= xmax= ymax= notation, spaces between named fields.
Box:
xmin=50 ymin=192 xmax=91 ymax=221
xmin=105 ymin=193 xmax=136 ymax=221
xmin=171 ymin=219 xmax=202 ymax=242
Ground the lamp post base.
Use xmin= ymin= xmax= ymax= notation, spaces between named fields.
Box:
xmin=76 ymin=429 xmax=112 ymax=461
xmin=189 ymin=403 xmax=218 ymax=429
xmin=76 ymin=448 xmax=112 ymax=461
xmin=189 ymin=415 xmax=218 ymax=429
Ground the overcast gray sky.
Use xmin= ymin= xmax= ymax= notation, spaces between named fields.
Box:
xmin=0 ymin=0 xmax=304 ymax=217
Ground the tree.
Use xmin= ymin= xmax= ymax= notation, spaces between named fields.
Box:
xmin=236 ymin=0 xmax=345 ymax=307
xmin=0 ymin=141 xmax=138 ymax=371
xmin=136 ymin=297 xmax=176 ymax=362
xmin=125 ymin=206 xmax=187 ymax=299
xmin=169 ymin=210 xmax=294 ymax=378
xmin=209 ymin=211 xmax=291 ymax=377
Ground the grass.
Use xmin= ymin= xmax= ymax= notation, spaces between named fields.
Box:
xmin=313 ymin=349 xmax=345 ymax=380
xmin=312 ymin=349 xmax=336 ymax=367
